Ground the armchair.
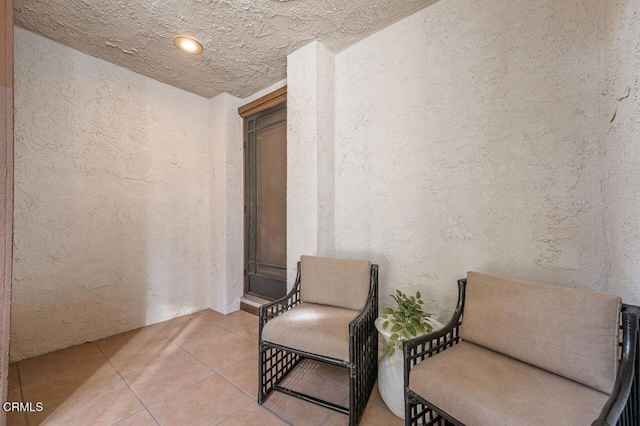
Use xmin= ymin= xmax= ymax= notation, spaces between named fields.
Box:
xmin=258 ymin=255 xmax=379 ymax=425
xmin=403 ymin=272 xmax=640 ymax=426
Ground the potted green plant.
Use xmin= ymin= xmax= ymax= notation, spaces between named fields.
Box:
xmin=375 ymin=290 xmax=441 ymax=419
xmin=380 ymin=290 xmax=434 ymax=357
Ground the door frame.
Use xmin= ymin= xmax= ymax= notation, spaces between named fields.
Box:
xmin=238 ymin=86 xmax=287 ymax=300
xmin=0 ymin=0 xmax=13 ymax=422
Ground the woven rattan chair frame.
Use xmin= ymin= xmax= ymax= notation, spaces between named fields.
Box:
xmin=258 ymin=261 xmax=379 ymax=426
xmin=402 ymin=278 xmax=640 ymax=426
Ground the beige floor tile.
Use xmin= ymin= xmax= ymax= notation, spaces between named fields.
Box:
xmin=219 ymin=354 xmax=258 ymax=398
xmin=6 ymin=386 xmax=26 ymax=426
xmin=124 ymin=352 xmax=214 ymax=405
xmin=105 ymin=338 xmax=192 ymax=376
xmin=150 ymin=313 xmax=207 ymax=340
xmin=218 ymin=403 xmax=287 ymax=426
xmin=112 ymin=409 xmax=158 ymax=426
xmin=305 ymin=360 xmax=350 ymax=388
xmin=8 ymin=385 xmax=22 ymax=402
xmin=321 ymin=398 xmax=402 ymax=426
xmin=95 ymin=327 xmax=167 ymax=359
xmin=280 ymin=367 xmax=349 ymax=407
xmin=359 ymin=400 xmax=403 ymax=425
xmin=197 ymin=309 xmax=227 ymax=324
xmin=221 ymin=310 xmax=256 ymax=321
xmin=182 ymin=332 xmax=255 ymax=372
xmin=13 ymin=309 xmax=398 ymax=425
xmin=9 ymin=362 xmax=20 ymax=390
xmin=369 ymin=381 xmax=386 ymax=407
xmin=217 ymin=311 xmax=259 ymax=342
xmin=27 ymin=380 xmax=143 ymax=426
xmin=6 ymin=411 xmax=27 ymax=426
xmin=149 ymin=375 xmax=254 ymax=425
xmin=322 ymin=412 xmax=349 ymax=426
xmin=263 ymin=391 xmax=337 ymax=426
xmin=18 ymin=343 xmax=107 ymax=385
xmin=22 ymin=359 xmax=121 ymax=408
xmin=154 ymin=317 xmax=231 ymax=346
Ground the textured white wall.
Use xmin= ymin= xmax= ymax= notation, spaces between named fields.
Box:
xmin=208 ymin=94 xmax=230 ymax=314
xmin=330 ymin=0 xmax=608 ymax=319
xmin=12 ymin=28 xmax=211 ymax=360
xmin=604 ymin=0 xmax=640 ymax=306
xmin=286 ymin=42 xmax=335 ymax=285
xmin=208 ymin=91 xmax=243 ymax=314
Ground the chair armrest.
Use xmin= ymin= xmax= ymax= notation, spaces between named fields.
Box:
xmin=259 ymin=263 xmax=302 ymax=333
xmin=404 ymin=278 xmax=466 ymax=390
xmin=592 ymin=305 xmax=640 ymax=426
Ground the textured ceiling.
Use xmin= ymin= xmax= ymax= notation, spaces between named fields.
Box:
xmin=14 ymin=0 xmax=434 ymax=98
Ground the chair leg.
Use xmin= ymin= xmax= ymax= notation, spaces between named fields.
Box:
xmin=258 ymin=343 xmax=268 ymax=404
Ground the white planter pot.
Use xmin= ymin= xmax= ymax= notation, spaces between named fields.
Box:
xmin=374 ymin=317 xmax=443 ymax=419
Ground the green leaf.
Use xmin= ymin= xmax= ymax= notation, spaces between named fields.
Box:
xmin=390 ymin=333 xmax=399 ymax=341
xmin=387 ymin=347 xmax=395 ymax=357
xmin=383 ymin=307 xmax=393 ymax=315
xmin=383 ymin=321 xmax=389 ymax=329
xmin=416 ymin=291 xmax=421 ymax=299
xmin=391 ymin=323 xmax=402 ymax=332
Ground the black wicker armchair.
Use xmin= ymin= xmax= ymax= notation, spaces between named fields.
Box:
xmin=404 ymin=272 xmax=640 ymax=426
xmin=258 ymin=255 xmax=379 ymax=426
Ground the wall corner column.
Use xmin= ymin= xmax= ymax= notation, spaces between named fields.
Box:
xmin=286 ymin=41 xmax=336 ymax=287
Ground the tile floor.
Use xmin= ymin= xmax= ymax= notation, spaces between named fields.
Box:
xmin=7 ymin=309 xmax=402 ymax=425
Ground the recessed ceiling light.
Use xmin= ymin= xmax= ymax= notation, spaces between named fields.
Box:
xmin=174 ymin=35 xmax=203 ymax=55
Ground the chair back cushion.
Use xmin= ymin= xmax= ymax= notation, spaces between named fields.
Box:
xmin=460 ymin=272 xmax=621 ymax=394
xmin=300 ymin=255 xmax=371 ymax=311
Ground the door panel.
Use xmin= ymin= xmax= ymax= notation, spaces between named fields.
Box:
xmin=256 ymin=122 xmax=287 ymax=267
xmin=245 ymin=103 xmax=287 ymax=300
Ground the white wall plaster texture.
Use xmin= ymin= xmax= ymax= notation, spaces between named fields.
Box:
xmin=14 ymin=0 xmax=435 ymax=98
xmin=604 ymin=0 xmax=640 ymax=305
xmin=316 ymin=44 xmax=336 ymax=260
xmin=286 ymin=42 xmax=336 ymax=285
xmin=208 ymin=95 xmax=230 ymax=314
xmin=12 ymin=28 xmax=211 ymax=360
xmin=331 ymin=0 xmax=608 ymax=321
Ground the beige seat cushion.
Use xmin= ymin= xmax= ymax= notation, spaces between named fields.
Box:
xmin=300 ymin=255 xmax=371 ymax=311
xmin=460 ymin=271 xmax=621 ymax=393
xmin=261 ymin=302 xmax=359 ymax=361
xmin=410 ymin=342 xmax=609 ymax=426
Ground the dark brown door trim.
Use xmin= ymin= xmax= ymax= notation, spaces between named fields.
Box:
xmin=0 ymin=0 xmax=13 ymax=421
xmin=238 ymin=86 xmax=287 ymax=118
